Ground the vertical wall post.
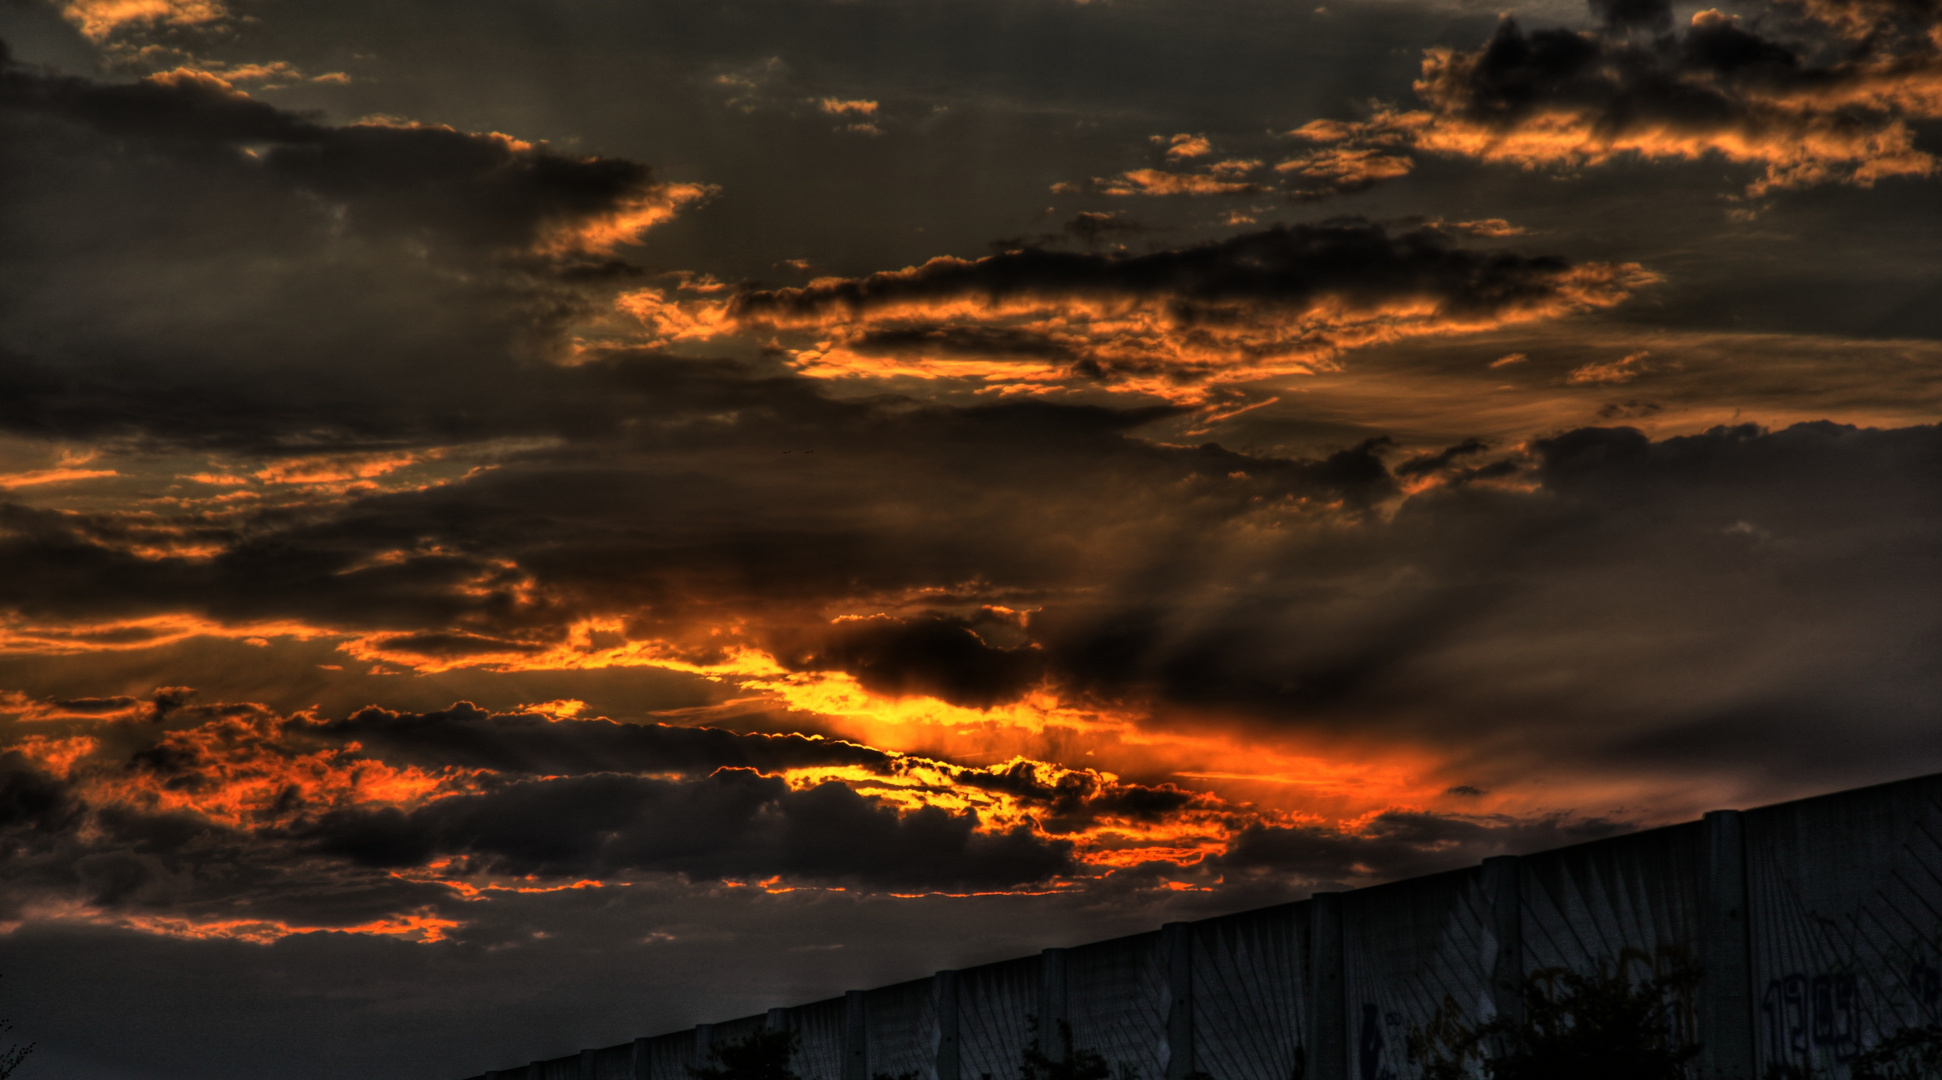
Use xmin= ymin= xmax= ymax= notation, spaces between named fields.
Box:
xmin=1701 ymin=810 xmax=1756 ymax=1080
xmin=844 ymin=989 xmax=869 ymax=1080
xmin=1306 ymin=893 xmax=1347 ymax=1080
xmin=695 ymin=1025 xmax=714 ymax=1070
xmin=1482 ymin=855 xmax=1524 ymax=1027
xmin=581 ymin=1048 xmax=598 ymax=1080
xmin=767 ymin=1009 xmax=791 ymax=1033
xmin=934 ymin=970 xmax=960 ymax=1080
xmin=631 ymin=1037 xmax=652 ymax=1080
xmin=1039 ymin=947 xmax=1069 ymax=1061
xmin=1163 ymin=922 xmax=1196 ymax=1080
xmin=529 ymin=1061 xmax=547 ymax=1080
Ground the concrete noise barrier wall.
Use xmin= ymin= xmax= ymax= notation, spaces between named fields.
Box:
xmin=458 ymin=771 xmax=1942 ymax=1080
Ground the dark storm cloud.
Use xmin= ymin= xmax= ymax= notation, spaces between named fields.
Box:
xmin=301 ymin=770 xmax=1075 ymax=889
xmin=578 ymin=418 xmax=1898 ymax=799
xmin=0 ymin=687 xmax=1632 ymax=936
xmin=1393 ymin=436 xmax=1491 ymax=477
xmin=1063 ymin=211 xmax=1148 ymax=246
xmin=309 ymin=703 xmax=897 ymax=778
xmin=0 ymin=368 xmax=1408 ymax=658
xmin=1406 ymin=0 xmax=1942 ymax=192
xmin=776 ymin=612 xmax=1046 ymax=709
xmin=0 ymin=45 xmax=701 ymax=448
xmin=0 ymin=748 xmax=463 ymax=934
xmin=952 ymin=760 xmax=1200 ymax=836
xmin=1588 ymin=0 xmax=1674 ymax=33
xmin=712 ymin=221 xmax=1647 ymax=390
xmin=0 ymin=751 xmax=83 ymax=835
xmin=0 ymin=698 xmax=1081 ymax=938
xmin=0 ymin=48 xmax=309 ymax=139
xmin=731 ymin=220 xmax=1605 ymax=323
xmin=0 ymin=53 xmax=672 ymax=251
xmin=1280 ymin=0 xmax=1942 ymax=199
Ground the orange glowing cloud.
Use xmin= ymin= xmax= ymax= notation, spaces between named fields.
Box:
xmin=615 ymin=286 xmax=737 ymax=341
xmin=751 ymin=272 xmax=1650 ymax=400
xmin=0 ymin=663 xmax=1561 ymax=951
xmin=0 ymin=613 xmax=337 ymax=657
xmin=1567 ymin=350 xmax=1655 ymax=385
xmin=105 ymin=909 xmax=462 ymax=945
xmin=320 ymin=614 xmax=1457 ymax=826
xmin=1156 ymin=133 xmax=1214 ymax=160
xmin=83 ymin=707 xmax=471 ymax=829
xmin=540 ymin=180 xmax=717 ymax=256
xmin=819 ymin=98 xmax=880 ymax=116
xmin=743 ymin=667 xmax=1450 ymax=818
xmin=0 ymin=466 xmax=118 ymax=490
xmin=1101 ymin=169 xmax=1263 ymax=196
xmin=1275 ymin=144 xmax=1415 ymax=192
xmin=612 ymin=223 xmax=1654 ymax=400
xmin=254 ymin=450 xmax=433 ymax=486
xmin=11 ymin=734 xmax=101 ymax=777
xmin=1408 ymin=103 xmax=1935 ymax=197
xmin=1295 ymin=7 xmax=1942 ymax=196
xmin=1058 ymin=129 xmax=1382 ymax=199
xmin=771 ymin=756 xmax=1237 ymax=872
xmin=59 ymin=0 xmax=226 ymax=39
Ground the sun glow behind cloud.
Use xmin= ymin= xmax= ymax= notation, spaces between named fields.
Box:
xmin=0 ymin=605 xmax=1480 ymax=946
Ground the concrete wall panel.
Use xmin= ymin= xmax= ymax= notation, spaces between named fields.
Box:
xmin=1066 ymin=932 xmax=1167 ymax=1080
xmin=1190 ymin=904 xmax=1304 ymax=1080
xmin=1340 ymin=867 xmax=1490 ymax=1080
xmin=1520 ymin=821 xmax=1704 ymax=979
xmin=866 ymin=978 xmax=940 ymax=1080
xmin=588 ymin=1043 xmax=633 ymax=1080
xmin=789 ymin=998 xmax=848 ymax=1080
xmin=1745 ymin=774 xmax=1942 ymax=1078
xmin=958 ymin=956 xmax=1041 ymax=1080
xmin=646 ymin=1031 xmax=698 ymax=1080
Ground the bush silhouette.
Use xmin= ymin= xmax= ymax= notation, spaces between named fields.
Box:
xmin=0 ymin=975 xmax=28 ymax=1079
xmin=1412 ymin=960 xmax=1700 ymax=1080
xmin=1848 ymin=1021 xmax=1942 ymax=1080
xmin=1016 ymin=1019 xmax=1112 ymax=1080
xmin=687 ymin=1030 xmax=801 ymax=1080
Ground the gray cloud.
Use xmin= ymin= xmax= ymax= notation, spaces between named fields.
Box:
xmin=0 ymin=46 xmax=695 ymax=449
xmin=301 ymin=770 xmax=1075 ymax=889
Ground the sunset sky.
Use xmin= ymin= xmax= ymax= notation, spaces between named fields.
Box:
xmin=1 ymin=0 xmax=1940 ymax=1073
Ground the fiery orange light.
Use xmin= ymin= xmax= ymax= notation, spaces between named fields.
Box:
xmin=59 ymin=0 xmax=226 ymax=39
xmin=106 ymin=910 xmax=461 ymax=945
xmin=0 ymin=613 xmax=338 ymax=658
xmin=539 ymin=182 xmax=717 ymax=256
xmin=0 ymin=466 xmax=118 ymax=490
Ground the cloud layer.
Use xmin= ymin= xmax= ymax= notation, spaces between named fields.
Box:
xmin=1278 ymin=0 xmax=1942 ymax=196
xmin=625 ymin=222 xmax=1651 ymax=397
